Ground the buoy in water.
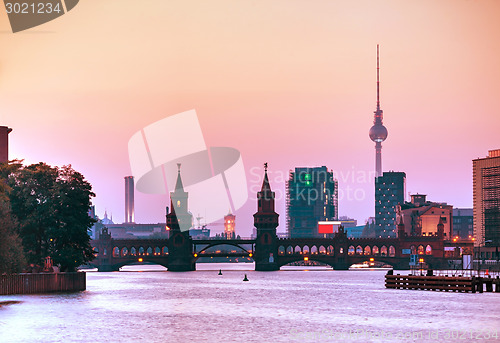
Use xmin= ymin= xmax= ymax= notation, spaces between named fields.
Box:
xmin=243 ymin=274 xmax=249 ymax=281
xmin=218 ymin=269 xmax=222 ymax=275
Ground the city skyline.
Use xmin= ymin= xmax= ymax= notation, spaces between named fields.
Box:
xmin=1 ymin=0 xmax=499 ymax=235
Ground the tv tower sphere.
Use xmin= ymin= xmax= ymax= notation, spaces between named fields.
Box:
xmin=369 ymin=123 xmax=388 ymax=143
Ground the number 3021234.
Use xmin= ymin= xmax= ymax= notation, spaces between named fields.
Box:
xmin=5 ymin=2 xmax=62 ymax=14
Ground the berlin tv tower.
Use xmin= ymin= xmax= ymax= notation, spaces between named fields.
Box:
xmin=369 ymin=45 xmax=388 ymax=178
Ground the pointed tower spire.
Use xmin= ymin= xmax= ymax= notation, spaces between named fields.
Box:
xmin=175 ymin=163 xmax=184 ymax=191
xmin=376 ymin=44 xmax=380 ymax=112
xmin=261 ymin=162 xmax=272 ymax=193
xmin=167 ymin=163 xmax=192 ymax=233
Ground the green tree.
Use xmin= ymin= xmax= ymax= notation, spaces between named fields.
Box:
xmin=0 ymin=198 xmax=26 ymax=274
xmin=0 ymin=161 xmax=26 ymax=273
xmin=8 ymin=163 xmax=96 ymax=272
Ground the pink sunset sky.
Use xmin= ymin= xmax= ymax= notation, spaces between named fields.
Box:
xmin=1 ymin=0 xmax=499 ymax=236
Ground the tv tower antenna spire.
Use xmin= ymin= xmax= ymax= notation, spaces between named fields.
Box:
xmin=369 ymin=44 xmax=388 ymax=178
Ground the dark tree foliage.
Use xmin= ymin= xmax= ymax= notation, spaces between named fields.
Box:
xmin=0 ymin=161 xmax=26 ymax=273
xmin=8 ymin=163 xmax=96 ymax=272
xmin=0 ymin=198 xmax=26 ymax=274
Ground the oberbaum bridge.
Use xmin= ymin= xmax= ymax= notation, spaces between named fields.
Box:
xmin=92 ymin=166 xmax=454 ymax=272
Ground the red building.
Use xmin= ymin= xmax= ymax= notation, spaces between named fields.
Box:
xmin=224 ymin=212 xmax=236 ymax=239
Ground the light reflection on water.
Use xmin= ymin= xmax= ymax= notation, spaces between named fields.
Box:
xmin=1 ymin=263 xmax=500 ymax=343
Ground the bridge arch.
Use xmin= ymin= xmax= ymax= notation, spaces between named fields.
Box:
xmin=356 ymin=245 xmax=363 ymax=255
xmin=196 ymin=241 xmax=253 ymax=255
xmin=389 ymin=246 xmax=396 ymax=257
xmin=417 ymin=245 xmax=425 ymax=255
xmin=311 ymin=246 xmax=318 ymax=254
xmin=348 ymin=245 xmax=355 ymax=255
xmin=286 ymin=246 xmax=293 ymax=254
xmin=364 ymin=246 xmax=371 ymax=255
xmin=319 ymin=245 xmax=326 ymax=254
xmin=425 ymin=245 xmax=432 ymax=255
xmin=303 ymin=245 xmax=310 ymax=254
xmin=372 ymin=246 xmax=379 ymax=255
xmin=294 ymin=245 xmax=301 ymax=254
xmin=162 ymin=246 xmax=168 ymax=255
xmin=121 ymin=247 xmax=128 ymax=257
xmin=278 ymin=246 xmax=285 ymax=255
xmin=380 ymin=246 xmax=387 ymax=256
xmin=130 ymin=247 xmax=137 ymax=256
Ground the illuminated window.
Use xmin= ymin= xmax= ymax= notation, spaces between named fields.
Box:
xmin=177 ymin=200 xmax=181 ymax=207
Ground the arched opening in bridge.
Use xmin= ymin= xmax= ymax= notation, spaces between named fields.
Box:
xmin=112 ymin=247 xmax=119 ymax=257
xmin=130 ymin=247 xmax=137 ymax=256
xmin=147 ymin=247 xmax=153 ymax=256
xmin=327 ymin=245 xmax=334 ymax=255
xmin=380 ymin=246 xmax=387 ymax=256
xmin=389 ymin=246 xmax=396 ymax=257
xmin=194 ymin=243 xmax=254 ymax=264
xmin=121 ymin=247 xmax=128 ymax=257
xmin=311 ymin=246 xmax=318 ymax=254
xmin=417 ymin=245 xmax=425 ymax=255
xmin=319 ymin=245 xmax=326 ymax=254
xmin=364 ymin=246 xmax=371 ymax=255
xmin=294 ymin=246 xmax=301 ymax=254
xmin=348 ymin=245 xmax=355 ymax=255
xmin=372 ymin=246 xmax=379 ymax=255
xmin=286 ymin=246 xmax=293 ymax=254
xmin=356 ymin=245 xmax=363 ymax=255
xmin=303 ymin=245 xmax=310 ymax=254
xmin=278 ymin=246 xmax=285 ymax=255
xmin=154 ymin=247 xmax=161 ymax=255
xmin=425 ymin=245 xmax=432 ymax=255
xmin=139 ymin=247 xmax=145 ymax=255
xmin=162 ymin=246 xmax=169 ymax=255
xmin=410 ymin=245 xmax=416 ymax=255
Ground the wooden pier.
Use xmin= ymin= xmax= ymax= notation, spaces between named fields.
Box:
xmin=0 ymin=272 xmax=86 ymax=295
xmin=385 ymin=272 xmax=500 ymax=293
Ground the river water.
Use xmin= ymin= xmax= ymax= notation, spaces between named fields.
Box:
xmin=1 ymin=263 xmax=499 ymax=343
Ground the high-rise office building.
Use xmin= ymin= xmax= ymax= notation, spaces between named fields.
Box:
xmin=124 ymin=176 xmax=135 ymax=223
xmin=286 ymin=166 xmax=338 ymax=238
xmin=0 ymin=126 xmax=12 ymax=163
xmin=473 ymin=149 xmax=500 ymax=247
xmin=375 ymin=171 xmax=406 ymax=238
xmin=452 ymin=208 xmax=473 ymax=239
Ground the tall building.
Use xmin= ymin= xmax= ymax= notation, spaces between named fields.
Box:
xmin=124 ymin=176 xmax=135 ymax=223
xmin=0 ymin=126 xmax=12 ymax=163
xmin=452 ymin=208 xmax=473 ymax=239
xmin=375 ymin=171 xmax=406 ymax=237
xmin=397 ymin=194 xmax=453 ymax=238
xmin=286 ymin=166 xmax=338 ymax=238
xmin=473 ymin=149 xmax=500 ymax=247
xmin=369 ymin=45 xmax=388 ymax=177
xmin=224 ymin=212 xmax=236 ymax=239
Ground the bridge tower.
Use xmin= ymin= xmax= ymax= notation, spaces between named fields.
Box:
xmin=166 ymin=164 xmax=195 ymax=271
xmin=253 ymin=163 xmax=280 ymax=271
xmin=95 ymin=227 xmax=117 ymax=271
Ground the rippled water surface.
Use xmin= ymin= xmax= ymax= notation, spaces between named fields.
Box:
xmin=1 ymin=264 xmax=500 ymax=342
